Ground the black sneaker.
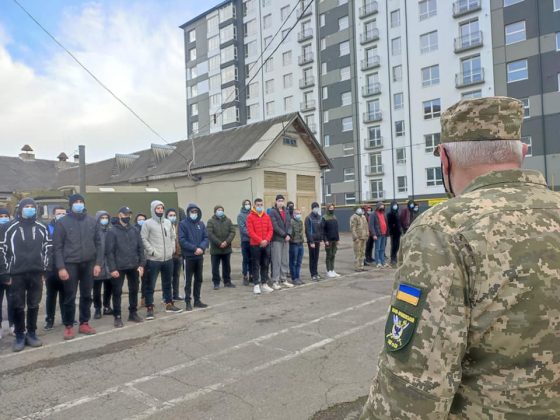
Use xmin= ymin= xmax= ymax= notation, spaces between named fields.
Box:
xmin=94 ymin=308 xmax=102 ymax=319
xmin=44 ymin=319 xmax=54 ymax=330
xmin=103 ymin=307 xmax=113 ymax=316
xmin=213 ymin=284 xmax=220 ymax=290
xmin=146 ymin=307 xmax=155 ymax=320
xmin=128 ymin=312 xmax=143 ymax=323
xmin=185 ymin=302 xmax=193 ymax=311
xmin=12 ymin=334 xmax=25 ymax=352
xmin=165 ymin=303 xmax=184 ymax=313
xmin=194 ymin=301 xmax=208 ymax=309
xmin=25 ymin=331 xmax=43 ymax=347
xmin=224 ymin=282 xmax=236 ymax=288
xmin=243 ymin=275 xmax=249 ymax=286
xmin=114 ymin=316 xmax=124 ymax=328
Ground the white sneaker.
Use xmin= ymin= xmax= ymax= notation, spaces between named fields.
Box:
xmin=0 ymin=329 xmax=3 ymax=340
xmin=332 ymin=271 xmax=341 ymax=277
xmin=261 ymin=283 xmax=274 ymax=293
xmin=281 ymin=280 xmax=294 ymax=288
xmin=271 ymin=282 xmax=281 ymax=290
xmin=376 ymin=264 xmax=382 ymax=268
xmin=253 ymin=284 xmax=262 ymax=294
xmin=9 ymin=325 xmax=15 ymax=336
xmin=326 ymin=271 xmax=336 ymax=278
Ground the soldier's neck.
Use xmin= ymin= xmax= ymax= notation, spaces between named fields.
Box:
xmin=452 ymin=163 xmax=522 ymax=196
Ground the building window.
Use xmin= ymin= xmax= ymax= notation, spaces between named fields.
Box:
xmin=507 ymin=59 xmax=528 ymax=83
xmin=189 ymin=48 xmax=197 ymax=61
xmin=343 ymin=144 xmax=354 ymax=156
xmin=192 ymin=121 xmax=199 ymax=134
xmin=419 ymin=0 xmax=437 ymax=20
xmin=393 ymin=93 xmax=403 ymax=110
xmin=191 ymin=103 xmax=198 ymax=116
xmin=207 ymin=15 xmax=219 ymax=34
xmin=556 ymin=32 xmax=560 ymax=51
xmin=505 ymin=21 xmax=526 ymax=45
xmin=425 ymin=133 xmax=441 ymax=153
xmin=321 ymin=38 xmax=326 ymax=50
xmin=504 ymin=0 xmax=523 ymax=6
xmin=189 ymin=84 xmax=198 ymax=97
xmin=188 ymin=66 xmax=198 ymax=80
xmin=370 ymin=180 xmax=383 ymax=200
xmin=341 ymin=91 xmax=352 ymax=106
xmin=555 ymin=0 xmax=560 ymax=11
xmin=342 ymin=117 xmax=353 ymax=132
xmin=188 ymin=30 xmax=196 ymax=42
xmin=222 ymin=65 xmax=237 ymax=83
xmin=323 ymin=110 xmax=329 ymax=123
xmin=208 ymin=36 xmax=220 ymax=52
xmin=339 ymin=16 xmax=349 ymax=30
xmin=221 ymin=45 xmax=237 ymax=63
xmin=395 ymin=120 xmax=405 ymax=137
xmin=322 ymin=62 xmax=328 ymax=75
xmin=246 ymin=81 xmax=259 ymax=99
xmin=522 ymin=136 xmax=532 ymax=156
xmin=247 ymin=103 xmax=259 ymax=120
xmin=391 ymin=10 xmax=400 ymax=28
xmin=461 ymin=55 xmax=482 ymax=85
xmin=266 ymin=101 xmax=274 ymax=116
xmin=244 ymin=19 xmax=256 ymax=37
xmin=339 ymin=41 xmax=350 ymax=56
xmin=462 ymin=90 xmax=482 ymax=99
xmin=284 ymin=96 xmax=293 ymax=112
xmin=265 ymin=57 xmax=274 ymax=72
xmin=420 ymin=31 xmax=438 ymax=54
xmin=325 ymin=184 xmax=331 ymax=197
xmin=264 ymin=36 xmax=272 ymax=47
xmin=423 ymin=99 xmax=441 ymax=119
xmin=343 ymin=168 xmax=355 ymax=182
xmin=422 ymin=64 xmax=440 ymax=86
xmin=322 ymin=86 xmax=328 ymax=99
xmin=426 ymin=167 xmax=443 ymax=186
xmin=397 ymin=176 xmax=408 ymax=193
xmin=393 ymin=65 xmax=402 ymax=82
xmin=282 ymin=28 xmax=290 ymax=40
xmin=324 ymin=134 xmax=330 ymax=147
xmin=368 ymin=126 xmax=382 ymax=145
xmin=283 ymin=51 xmax=292 ymax=66
xmin=340 ymin=66 xmax=351 ymax=81
xmin=265 ymin=79 xmax=274 ymax=94
xmin=558 ymin=73 xmax=560 ymax=91
xmin=345 ymin=193 xmax=356 ymax=205
xmin=391 ymin=37 xmax=401 ymax=55
xmin=210 ymin=93 xmax=221 ymax=109
xmin=222 ymin=106 xmax=239 ymax=125
xmin=522 ymin=98 xmax=530 ymax=118
xmin=396 ymin=148 xmax=407 ymax=164
xmin=263 ymin=14 xmax=271 ymax=29
xmin=281 ymin=5 xmax=290 ymax=20
xmin=320 ymin=13 xmax=325 ymax=26
xmin=283 ymin=73 xmax=293 ymax=89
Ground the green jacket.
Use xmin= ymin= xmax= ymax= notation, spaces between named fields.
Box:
xmin=290 ymin=218 xmax=304 ymax=244
xmin=361 ymin=169 xmax=560 ymax=419
xmin=206 ymin=215 xmax=236 ymax=255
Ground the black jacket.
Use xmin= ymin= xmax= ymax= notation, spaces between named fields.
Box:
xmin=0 ymin=218 xmax=52 ymax=276
xmin=387 ymin=210 xmax=401 ymax=236
xmin=53 ymin=211 xmax=101 ymax=269
xmin=269 ymin=207 xmax=292 ymax=242
xmin=105 ymin=223 xmax=146 ymax=272
xmin=322 ymin=214 xmax=340 ymax=242
xmin=304 ymin=212 xmax=324 ymax=243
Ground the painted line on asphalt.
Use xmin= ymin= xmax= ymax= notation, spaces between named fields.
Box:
xmin=16 ymin=294 xmax=390 ymax=420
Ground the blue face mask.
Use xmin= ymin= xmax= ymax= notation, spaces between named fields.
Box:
xmin=244 ymin=204 xmax=251 ymax=211
xmin=137 ymin=219 xmax=145 ymax=226
xmin=168 ymin=216 xmax=177 ymax=223
xmin=190 ymin=213 xmax=198 ymax=221
xmin=294 ymin=214 xmax=302 ymax=221
xmin=100 ymin=218 xmax=109 ymax=226
xmin=72 ymin=203 xmax=85 ymax=213
xmin=22 ymin=207 xmax=36 ymax=219
xmin=0 ymin=217 xmax=9 ymax=224
xmin=216 ymin=210 xmax=224 ymax=218
xmin=392 ymin=205 xmax=398 ymax=211
xmin=256 ymin=206 xmax=263 ymax=213
xmin=55 ymin=214 xmax=65 ymax=221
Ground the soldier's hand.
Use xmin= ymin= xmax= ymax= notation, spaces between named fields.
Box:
xmin=58 ymin=268 xmax=70 ymax=281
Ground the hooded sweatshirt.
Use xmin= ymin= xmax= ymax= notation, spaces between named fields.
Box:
xmin=178 ymin=203 xmax=209 ymax=259
xmin=387 ymin=200 xmax=402 ymax=237
xmin=237 ymin=201 xmax=251 ymax=243
xmin=371 ymin=202 xmax=388 ymax=237
xmin=0 ymin=198 xmax=52 ymax=276
xmin=141 ymin=200 xmax=175 ymax=262
xmin=94 ymin=211 xmax=111 ymax=279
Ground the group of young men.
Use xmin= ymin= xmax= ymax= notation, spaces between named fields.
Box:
xmin=0 ymin=193 xmax=344 ymax=352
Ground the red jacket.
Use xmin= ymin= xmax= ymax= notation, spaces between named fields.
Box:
xmin=247 ymin=208 xmax=273 ymax=246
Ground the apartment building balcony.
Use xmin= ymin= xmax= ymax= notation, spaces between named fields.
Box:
xmin=453 ymin=0 xmax=481 ymax=18
xmin=362 ymin=82 xmax=381 ymax=97
xmin=298 ymin=28 xmax=313 ymax=43
xmin=298 ymin=54 xmax=314 ymax=66
xmin=299 ymin=76 xmax=315 ymax=89
xmin=360 ymin=28 xmax=379 ymax=45
xmin=455 ymin=68 xmax=485 ymax=88
xmin=368 ymin=190 xmax=385 ymax=200
xmin=359 ymin=1 xmax=378 ymax=19
xmin=361 ymin=55 xmax=380 ymax=71
xmin=300 ymin=99 xmax=316 ymax=112
xmin=363 ymin=111 xmax=382 ymax=123
xmin=364 ymin=137 xmax=384 ymax=150
xmin=297 ymin=1 xmax=312 ymax=18
xmin=365 ymin=165 xmax=384 ymax=176
xmin=307 ymin=122 xmax=317 ymax=134
xmin=454 ymin=31 xmax=483 ymax=53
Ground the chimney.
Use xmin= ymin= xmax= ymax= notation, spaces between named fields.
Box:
xmin=73 ymin=151 xmax=80 ymax=163
xmin=57 ymin=152 xmax=69 ymax=162
xmin=56 ymin=152 xmax=73 ymax=169
xmin=19 ymin=144 xmax=35 ymax=161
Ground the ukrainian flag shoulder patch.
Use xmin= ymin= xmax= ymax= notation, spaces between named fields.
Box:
xmin=396 ymin=283 xmax=421 ymax=306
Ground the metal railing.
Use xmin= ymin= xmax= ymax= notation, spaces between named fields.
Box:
xmin=298 ymin=28 xmax=313 ymax=42
xmin=455 ymin=68 xmax=485 ymax=87
xmin=360 ymin=28 xmax=380 ymax=44
xmin=300 ymin=99 xmax=316 ymax=112
xmin=453 ymin=0 xmax=481 ymax=17
xmin=362 ymin=83 xmax=381 ymax=96
xmin=299 ymin=76 xmax=315 ymax=89
xmin=454 ymin=31 xmax=483 ymax=52
xmin=363 ymin=111 xmax=382 ymax=123
xmin=361 ymin=55 xmax=380 ymax=71
xmin=365 ymin=137 xmax=383 ymax=149
xmin=359 ymin=1 xmax=379 ymax=18
xmin=298 ymin=54 xmax=314 ymax=65
xmin=365 ymin=164 xmax=384 ymax=176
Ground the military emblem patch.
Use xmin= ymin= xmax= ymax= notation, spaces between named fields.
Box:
xmin=385 ymin=306 xmax=417 ymax=352
xmin=396 ymin=283 xmax=421 ymax=306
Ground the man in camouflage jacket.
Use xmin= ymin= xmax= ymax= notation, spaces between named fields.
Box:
xmin=362 ymin=97 xmax=560 ymax=419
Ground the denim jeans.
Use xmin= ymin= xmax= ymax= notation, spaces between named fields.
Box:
xmin=289 ymin=243 xmax=304 ymax=280
xmin=241 ymin=241 xmax=251 ymax=277
xmin=145 ymin=259 xmax=173 ymax=307
xmin=375 ymin=235 xmax=387 ymax=265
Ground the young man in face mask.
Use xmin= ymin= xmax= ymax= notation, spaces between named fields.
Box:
xmin=0 ymin=198 xmax=52 ymax=351
xmin=246 ymin=198 xmax=274 ymax=294
xmin=386 ymin=200 xmax=402 ymax=266
xmin=179 ymin=203 xmax=209 ymax=311
xmin=0 ymin=207 xmax=14 ymax=337
xmin=371 ymin=201 xmax=389 ymax=268
xmin=92 ymin=211 xmax=113 ymax=320
xmin=165 ymin=209 xmax=183 ymax=302
xmin=350 ymin=206 xmax=369 ymax=271
xmin=364 ymin=206 xmax=375 ymax=266
xmin=305 ymin=202 xmax=324 ymax=281
xmin=399 ymin=200 xmax=415 ymax=235
xmin=207 ymin=205 xmax=236 ymax=290
xmin=53 ymin=194 xmax=102 ymax=340
xmin=237 ymin=199 xmax=252 ymax=286
xmin=134 ymin=213 xmax=148 ymax=306
xmin=323 ymin=204 xmax=340 ymax=277
xmin=105 ymin=207 xmax=145 ymax=327
xmin=269 ymin=195 xmax=294 ymax=289
xmin=44 ymin=207 xmax=67 ymax=330
xmin=289 ymin=208 xmax=304 ymax=285
xmin=141 ymin=200 xmax=181 ymax=319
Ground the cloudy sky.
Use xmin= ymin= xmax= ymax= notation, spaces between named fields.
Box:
xmin=0 ymin=0 xmax=221 ymax=161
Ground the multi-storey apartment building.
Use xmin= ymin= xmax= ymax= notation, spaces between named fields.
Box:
xmin=181 ymin=0 xmax=555 ymax=206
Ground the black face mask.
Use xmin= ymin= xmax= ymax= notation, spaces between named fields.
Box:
xmin=441 ymin=148 xmax=455 ymax=198
xmin=121 ymin=217 xmax=131 ymax=225
xmin=155 ymin=211 xmax=164 ymax=218
xmin=288 ymin=206 xmax=294 ymax=215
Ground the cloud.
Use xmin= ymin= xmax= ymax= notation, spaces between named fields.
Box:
xmin=0 ymin=1 xmax=197 ymax=162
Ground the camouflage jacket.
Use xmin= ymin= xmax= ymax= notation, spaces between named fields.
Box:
xmin=362 ymin=169 xmax=560 ymax=419
xmin=350 ymin=214 xmax=369 ymax=241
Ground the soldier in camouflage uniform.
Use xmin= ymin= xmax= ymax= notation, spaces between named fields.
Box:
xmin=350 ymin=207 xmax=369 ymax=272
xmin=361 ymin=97 xmax=560 ymax=419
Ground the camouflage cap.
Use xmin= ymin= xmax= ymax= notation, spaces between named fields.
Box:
xmin=435 ymin=96 xmax=523 ymax=156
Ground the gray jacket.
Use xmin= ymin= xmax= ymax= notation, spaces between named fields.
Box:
xmin=141 ymin=200 xmax=176 ymax=262
xmin=269 ymin=206 xmax=292 ymax=242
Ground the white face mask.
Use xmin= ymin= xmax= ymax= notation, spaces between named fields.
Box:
xmin=356 ymin=208 xmax=363 ymax=215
